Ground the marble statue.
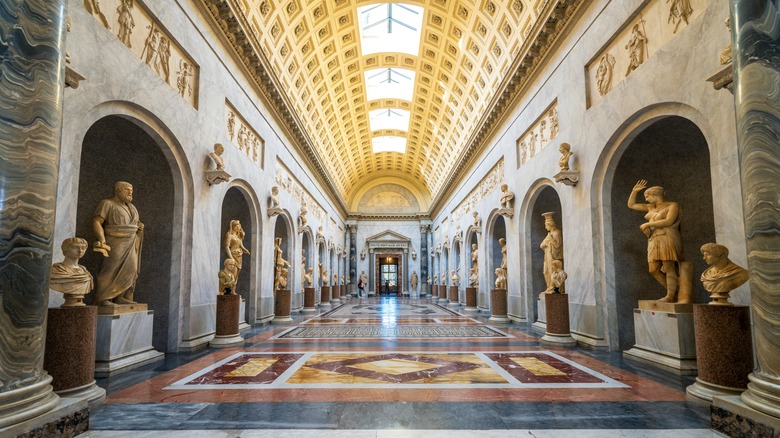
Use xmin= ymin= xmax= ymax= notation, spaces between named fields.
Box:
xmin=299 ymin=206 xmax=308 ymax=228
xmin=360 ymin=248 xmax=366 ymax=260
xmin=433 ymin=275 xmax=438 ymax=286
xmin=441 ymin=272 xmax=446 ymax=286
xmin=451 ymin=269 xmax=460 ymax=286
xmin=50 ymin=237 xmax=93 ymax=307
xmin=495 ymin=267 xmax=507 ymax=290
xmin=411 ymin=250 xmax=417 ymax=260
xmin=224 ymin=219 xmax=250 ymax=290
xmin=624 ymin=23 xmax=648 ymax=76
xmin=301 ymin=248 xmax=306 ymax=289
xmin=206 ymin=143 xmax=231 ymax=185
xmin=472 ymin=211 xmax=481 ymax=228
xmin=411 ymin=271 xmax=418 ymax=292
xmin=273 ymin=237 xmax=290 ymax=291
xmin=209 ymin=143 xmax=226 ymax=171
xmin=360 ymin=271 xmax=367 ymax=287
xmin=471 ymin=243 xmax=479 ymax=278
xmin=333 ymin=274 xmax=338 ymax=286
xmin=218 ymin=258 xmax=237 ymax=295
xmin=469 ymin=267 xmax=478 ymax=287
xmin=500 ymin=184 xmax=514 ymax=209
xmin=558 ymin=143 xmax=573 ymax=172
xmin=269 ymin=186 xmax=280 ymax=208
xmin=93 ymin=181 xmax=144 ymax=307
xmin=499 ymin=237 xmax=507 ymax=270
xmin=540 ymin=212 xmax=563 ymax=293
xmin=596 ymin=53 xmax=616 ymax=96
xmin=427 ymin=276 xmax=432 ymax=285
xmin=304 ymin=267 xmax=314 ymax=287
xmin=317 ymin=226 xmax=324 ymax=240
xmin=667 ymin=0 xmax=693 ymax=33
xmin=700 ymin=243 xmax=749 ymax=305
xmin=116 ymin=0 xmax=135 ymax=48
xmin=628 ymin=180 xmax=684 ymax=302
xmin=276 ymin=265 xmax=289 ymax=290
xmin=718 ymin=17 xmax=732 ymax=65
xmin=550 ymin=260 xmax=567 ymax=294
xmin=322 ymin=267 xmax=330 ymax=285
xmin=341 ymin=275 xmax=345 ymax=285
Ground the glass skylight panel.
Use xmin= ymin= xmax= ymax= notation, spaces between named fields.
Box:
xmin=365 ymin=68 xmax=415 ymax=101
xmin=369 ymin=108 xmax=410 ymax=131
xmin=372 ymin=136 xmax=407 ymax=154
xmin=358 ymin=3 xmax=424 ymax=57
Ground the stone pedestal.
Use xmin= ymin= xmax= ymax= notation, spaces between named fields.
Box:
xmin=238 ymin=298 xmax=250 ymax=332
xmin=330 ymin=285 xmax=341 ymax=306
xmin=541 ymin=293 xmax=576 ymax=346
xmin=303 ymin=287 xmax=317 ymax=313
xmin=438 ymin=285 xmax=449 ymax=305
xmin=273 ymin=289 xmax=294 ymax=324
xmin=340 ymin=285 xmax=348 ymax=303
xmin=465 ymin=287 xmax=478 ymax=312
xmin=533 ymin=293 xmax=547 ymax=334
xmin=430 ymin=286 xmax=439 ymax=302
xmin=95 ymin=310 xmax=164 ymax=376
xmin=44 ymin=306 xmax=105 ymax=408
xmin=319 ymin=287 xmax=332 ymax=308
xmin=623 ymin=300 xmax=696 ymax=373
xmin=209 ymin=294 xmax=244 ymax=348
xmin=489 ymin=289 xmax=510 ymax=322
xmin=687 ymin=305 xmax=753 ymax=402
xmin=448 ymin=286 xmax=460 ymax=308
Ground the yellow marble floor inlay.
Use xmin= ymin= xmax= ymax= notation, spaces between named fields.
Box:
xmin=225 ymin=358 xmax=279 ymax=377
xmin=511 ymin=357 xmax=566 ymax=376
xmin=348 ymin=359 xmax=441 ymax=375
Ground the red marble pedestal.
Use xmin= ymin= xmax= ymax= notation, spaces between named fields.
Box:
xmin=44 ymin=306 xmax=105 ymax=407
xmin=489 ymin=289 xmax=509 ymax=322
xmin=687 ymin=305 xmax=753 ymax=402
xmin=273 ymin=289 xmax=293 ymax=324
xmin=448 ymin=286 xmax=459 ymax=306
xmin=303 ymin=287 xmax=316 ymax=313
xmin=542 ymin=293 xmax=576 ymax=346
xmin=465 ymin=287 xmax=478 ymax=312
xmin=320 ymin=286 xmax=331 ymax=308
xmin=210 ymin=294 xmax=243 ymax=348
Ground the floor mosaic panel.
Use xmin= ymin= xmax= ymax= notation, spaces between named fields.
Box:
xmin=274 ymin=325 xmax=510 ymax=339
xmin=165 ymin=351 xmax=628 ymax=390
xmin=322 ymin=303 xmax=459 ymax=318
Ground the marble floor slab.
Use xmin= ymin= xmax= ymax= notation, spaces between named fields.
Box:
xmin=80 ymin=429 xmax=723 ymax=437
xmin=273 ymin=325 xmax=511 ymax=339
xmin=322 ymin=302 xmax=460 ymax=318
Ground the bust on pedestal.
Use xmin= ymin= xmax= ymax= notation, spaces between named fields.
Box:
xmin=210 ymin=256 xmax=245 ymax=347
xmin=541 ymin=261 xmax=576 ymax=346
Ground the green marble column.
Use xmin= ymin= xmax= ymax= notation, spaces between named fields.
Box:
xmin=732 ymin=0 xmax=780 ymax=419
xmin=0 ymin=0 xmax=67 ymax=428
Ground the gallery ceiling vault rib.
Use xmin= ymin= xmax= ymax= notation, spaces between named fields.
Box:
xmin=198 ymin=0 xmax=587 ymax=215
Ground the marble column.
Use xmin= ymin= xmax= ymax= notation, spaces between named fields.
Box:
xmin=348 ymin=225 xmax=357 ymax=285
xmin=0 ymin=0 xmax=67 ymax=428
xmin=368 ymin=248 xmax=374 ymax=295
xmin=730 ymin=0 xmax=780 ymax=421
xmin=420 ymin=225 xmax=429 ymax=295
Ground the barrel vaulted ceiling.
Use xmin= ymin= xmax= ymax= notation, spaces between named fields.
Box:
xmin=198 ymin=0 xmax=586 ymax=215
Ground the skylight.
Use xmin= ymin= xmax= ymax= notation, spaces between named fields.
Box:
xmin=369 ymin=108 xmax=410 ymax=131
xmin=358 ymin=3 xmax=424 ymax=57
xmin=365 ymin=68 xmax=416 ymax=101
xmin=372 ymin=136 xmax=407 ymax=154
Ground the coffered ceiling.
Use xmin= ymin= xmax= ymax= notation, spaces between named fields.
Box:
xmin=199 ymin=0 xmax=585 ymax=214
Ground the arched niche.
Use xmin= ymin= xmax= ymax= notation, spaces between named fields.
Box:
xmin=220 ymin=186 xmax=256 ymax=323
xmin=301 ymin=230 xmax=313 ymax=289
xmin=453 ymin=238 xmax=462 ymax=289
xmin=528 ymin=185 xmax=563 ymax=321
xmin=466 ymin=230 xmax=480 ymax=288
xmin=487 ymin=211 xmax=507 ymax=300
xmin=443 ymin=245 xmax=450 ymax=285
xmin=317 ymin=241 xmax=326 ymax=289
xmin=76 ymin=115 xmax=179 ymax=352
xmin=609 ymin=116 xmax=714 ymax=350
xmin=274 ymin=214 xmax=294 ymax=292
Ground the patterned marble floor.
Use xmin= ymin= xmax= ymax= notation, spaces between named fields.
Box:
xmin=87 ymin=297 xmax=714 ymax=434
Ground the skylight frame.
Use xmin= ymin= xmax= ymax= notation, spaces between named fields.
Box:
xmin=358 ymin=3 xmax=424 ymax=57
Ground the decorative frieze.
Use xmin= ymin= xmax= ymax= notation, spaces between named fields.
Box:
xmin=587 ymin=0 xmax=705 ymax=106
xmin=274 ymin=162 xmax=326 ymax=225
xmin=84 ymin=0 xmax=199 ymax=107
xmin=517 ymin=101 xmax=559 ymax=168
xmin=452 ymin=159 xmax=505 ymax=222
xmin=225 ymin=101 xmax=264 ymax=167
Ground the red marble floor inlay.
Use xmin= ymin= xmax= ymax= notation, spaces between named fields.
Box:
xmin=303 ymin=353 xmax=483 ymax=383
xmin=486 ymin=352 xmax=605 ymax=384
xmin=183 ymin=353 xmax=302 ymax=385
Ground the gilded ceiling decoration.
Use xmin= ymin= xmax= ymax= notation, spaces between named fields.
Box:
xmin=198 ymin=0 xmax=586 ymax=214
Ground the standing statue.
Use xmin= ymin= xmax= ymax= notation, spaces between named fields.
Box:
xmin=495 ymin=267 xmax=507 ymax=290
xmin=700 ymin=243 xmax=749 ymax=305
xmin=333 ymin=274 xmax=339 ymax=286
xmin=628 ymin=180 xmax=684 ymax=302
xmin=411 ymin=271 xmax=418 ymax=292
xmin=269 ymin=186 xmax=280 ymax=209
xmin=218 ymin=259 xmax=237 ymax=295
xmin=473 ymin=211 xmax=481 ymax=228
xmin=299 ymin=206 xmax=308 ymax=228
xmin=471 ymin=243 xmax=479 ymax=279
xmin=499 ymin=237 xmax=507 ymax=270
xmin=224 ymin=220 xmax=250 ymax=289
xmin=93 ymin=181 xmax=144 ymax=307
xmin=550 ymin=260 xmax=567 ymax=294
xmin=301 ymin=248 xmax=307 ymax=289
xmin=624 ymin=23 xmax=648 ymax=76
xmin=50 ymin=237 xmax=93 ymax=307
xmin=273 ymin=237 xmax=290 ymax=291
xmin=540 ymin=212 xmax=563 ymax=293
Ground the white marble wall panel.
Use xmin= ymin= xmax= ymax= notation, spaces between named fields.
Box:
xmin=95 ymin=311 xmax=156 ymax=361
xmin=632 ymin=309 xmax=696 ymax=358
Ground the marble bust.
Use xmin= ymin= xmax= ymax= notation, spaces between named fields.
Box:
xmin=360 ymin=248 xmax=366 ymax=260
xmin=206 ymin=143 xmax=231 ymax=185
xmin=451 ymin=269 xmax=460 ymax=286
xmin=550 ymin=260 xmax=567 ymax=294
xmin=50 ymin=237 xmax=93 ymax=307
xmin=209 ymin=143 xmax=226 ymax=171
xmin=304 ymin=267 xmax=314 ymax=287
xmin=499 ymin=184 xmax=514 ymax=209
xmin=558 ymin=143 xmax=573 ymax=172
xmin=218 ymin=258 xmax=237 ymax=295
xmin=495 ymin=267 xmax=507 ymax=290
xmin=700 ymin=243 xmax=749 ymax=305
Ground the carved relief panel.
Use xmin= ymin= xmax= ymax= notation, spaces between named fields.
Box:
xmin=225 ymin=101 xmax=264 ymax=167
xmin=274 ymin=162 xmax=326 ymax=224
xmin=516 ymin=101 xmax=559 ymax=168
xmin=586 ymin=0 xmax=706 ymax=106
xmin=452 ymin=159 xmax=505 ymax=222
xmin=84 ymin=0 xmax=199 ymax=107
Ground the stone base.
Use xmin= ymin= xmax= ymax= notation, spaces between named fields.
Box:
xmin=0 ymin=395 xmax=88 ymax=438
xmin=97 ymin=302 xmax=148 ymax=315
xmin=489 ymin=289 xmax=509 ymax=322
xmin=536 ymin=294 xmax=547 ymax=323
xmin=545 ymin=293 xmax=571 ymax=336
xmin=56 ymin=380 xmax=106 ymax=409
xmin=45 ymin=306 xmax=98 ymax=393
xmin=541 ymin=333 xmax=577 ymax=346
xmin=687 ymin=377 xmax=745 ymax=404
xmin=624 ymin=303 xmax=696 ymax=373
xmin=638 ymin=300 xmax=694 ymax=313
xmin=95 ymin=310 xmax=164 ymax=377
xmin=303 ymin=287 xmax=317 ymax=313
xmin=712 ymin=395 xmax=780 ymax=437
xmin=216 ymin=294 xmax=241 ymax=336
xmin=465 ymin=287 xmax=477 ymax=311
xmin=692 ymin=305 xmax=752 ymax=397
xmin=209 ymin=333 xmax=244 ymax=348
xmin=273 ymin=289 xmax=292 ymax=323
xmin=449 ymin=286 xmax=459 ymax=303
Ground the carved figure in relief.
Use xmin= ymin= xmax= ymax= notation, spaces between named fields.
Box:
xmin=529 ymin=131 xmax=538 ymax=156
xmin=495 ymin=267 xmax=507 ymax=289
xmin=227 ymin=111 xmax=236 ymax=141
xmin=550 ymin=108 xmax=559 ymax=138
xmin=539 ymin=120 xmax=547 ymax=142
xmin=218 ymin=259 xmax=237 ymax=295
xmin=224 ymin=220 xmax=250 ymax=290
xmin=177 ymin=60 xmax=194 ymax=97
xmin=628 ymin=180 xmax=684 ymax=302
xmin=540 ymin=212 xmax=563 ymax=293
xmin=520 ymin=142 xmax=528 ymax=165
xmin=237 ymin=125 xmax=248 ymax=151
xmin=625 ymin=22 xmax=648 ymax=76
xmin=273 ymin=237 xmax=291 ymax=291
xmin=84 ymin=0 xmax=111 ymax=29
xmin=500 ymin=184 xmax=515 ymax=210
xmin=92 ymin=182 xmax=144 ymax=307
xmin=116 ymin=0 xmax=135 ymax=48
xmin=558 ymin=143 xmax=573 ymax=172
xmin=550 ymin=260 xmax=567 ymax=293
xmin=142 ymin=26 xmax=161 ymax=68
xmin=411 ymin=250 xmax=417 ymax=260
xmin=596 ymin=53 xmax=616 ymax=96
xmin=209 ymin=143 xmax=226 ymax=171
xmin=50 ymin=237 xmax=94 ymax=307
xmin=667 ymin=0 xmax=693 ymax=33
xmin=700 ymin=243 xmax=749 ymax=305
xmin=360 ymin=248 xmax=366 ymax=260
xmin=158 ymin=37 xmax=171 ymax=82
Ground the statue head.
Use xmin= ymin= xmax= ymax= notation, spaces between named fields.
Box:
xmin=559 ymin=143 xmax=571 ymax=153
xmin=61 ymin=237 xmax=88 ymax=259
xmin=213 ymin=143 xmax=224 ymax=155
xmin=114 ymin=181 xmax=133 ymax=203
xmin=501 ymin=183 xmax=508 ymax=192
xmin=499 ymin=237 xmax=506 ymax=246
xmin=223 ymin=258 xmax=236 ymax=271
xmin=644 ymin=186 xmax=665 ymax=200
xmin=701 ymin=242 xmax=729 ymax=265
xmin=542 ymin=212 xmax=557 ymax=230
xmin=271 ymin=186 xmax=279 ymax=195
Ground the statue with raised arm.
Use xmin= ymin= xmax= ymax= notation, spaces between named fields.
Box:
xmin=50 ymin=237 xmax=93 ymax=307
xmin=273 ymin=237 xmax=291 ymax=291
xmin=540 ymin=212 xmax=563 ymax=293
xmin=224 ymin=220 xmax=250 ymax=289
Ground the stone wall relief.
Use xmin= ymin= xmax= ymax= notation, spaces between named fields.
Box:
xmin=225 ymin=102 xmax=264 ymax=167
xmin=517 ymin=101 xmax=559 ymax=168
xmin=83 ymin=0 xmax=199 ymax=107
xmin=451 ymin=159 xmax=504 ymax=223
xmin=587 ymin=0 xmax=705 ymax=106
xmin=274 ymin=163 xmax=326 ymax=225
